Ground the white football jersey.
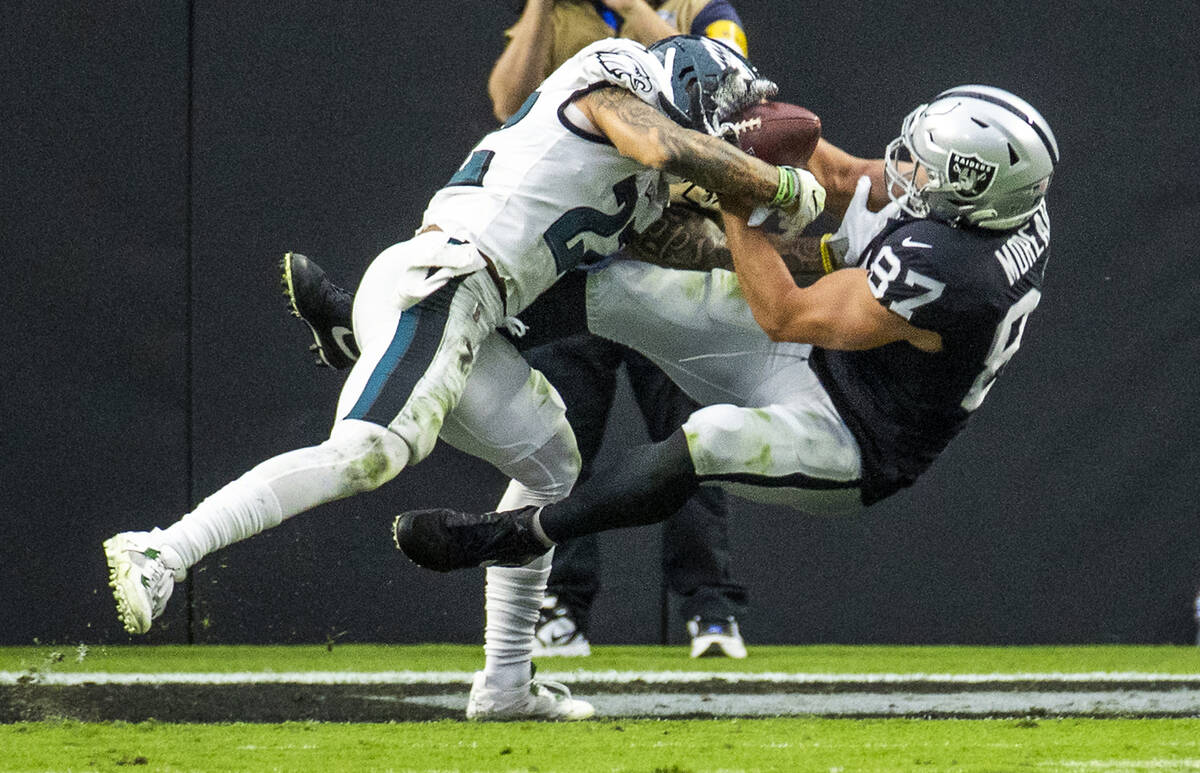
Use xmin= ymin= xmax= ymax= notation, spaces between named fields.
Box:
xmin=421 ymin=38 xmax=673 ymax=315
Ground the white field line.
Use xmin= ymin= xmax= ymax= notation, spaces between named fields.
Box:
xmin=3 ymin=670 xmax=1200 ymax=686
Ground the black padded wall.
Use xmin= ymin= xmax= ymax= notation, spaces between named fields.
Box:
xmin=2 ymin=3 xmax=192 ymax=644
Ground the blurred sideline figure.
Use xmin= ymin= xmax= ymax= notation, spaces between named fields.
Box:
xmin=103 ymin=35 xmax=825 ymax=720
xmin=393 ymin=87 xmax=1061 ymax=612
xmin=1194 ymin=588 xmax=1200 ymax=646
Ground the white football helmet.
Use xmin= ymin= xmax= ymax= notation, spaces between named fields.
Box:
xmin=885 ymin=85 xmax=1058 ymax=230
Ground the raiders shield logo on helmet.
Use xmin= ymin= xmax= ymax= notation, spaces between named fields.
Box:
xmin=947 ymin=152 xmax=998 ymax=199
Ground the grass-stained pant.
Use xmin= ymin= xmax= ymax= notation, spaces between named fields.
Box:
xmin=585 ymin=260 xmax=863 ymax=515
xmin=333 ymin=229 xmax=581 ymax=502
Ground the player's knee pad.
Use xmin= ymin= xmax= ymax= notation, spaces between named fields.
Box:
xmin=682 ymin=403 xmax=863 ymax=515
xmin=326 ymin=419 xmax=410 ymax=495
xmin=441 ymin=350 xmax=581 ymax=500
xmin=682 ymin=403 xmax=792 ymax=479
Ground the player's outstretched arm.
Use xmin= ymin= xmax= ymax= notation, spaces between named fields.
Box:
xmin=806 ymin=138 xmax=889 ymax=220
xmin=720 ymin=208 xmax=942 ymax=352
xmin=577 ymin=86 xmax=781 ymax=206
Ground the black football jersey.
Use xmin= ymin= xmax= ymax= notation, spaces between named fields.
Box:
xmin=810 ymin=202 xmax=1051 ymax=504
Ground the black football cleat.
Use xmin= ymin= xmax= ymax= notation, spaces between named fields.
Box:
xmin=280 ymin=252 xmax=359 ymax=369
xmin=393 ymin=506 xmax=551 ymax=572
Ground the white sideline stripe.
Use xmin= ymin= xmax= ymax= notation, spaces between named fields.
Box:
xmin=4 ymin=670 xmax=1200 ymax=686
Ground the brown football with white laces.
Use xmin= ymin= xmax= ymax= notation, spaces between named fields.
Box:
xmin=729 ymin=101 xmax=822 ymax=167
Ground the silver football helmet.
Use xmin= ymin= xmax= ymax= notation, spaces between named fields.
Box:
xmin=885 ymin=85 xmax=1058 ymax=230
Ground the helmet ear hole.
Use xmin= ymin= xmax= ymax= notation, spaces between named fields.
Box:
xmin=1008 ymin=144 xmax=1020 ymax=165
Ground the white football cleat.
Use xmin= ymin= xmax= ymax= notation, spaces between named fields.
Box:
xmin=103 ymin=531 xmax=185 ymax=635
xmin=465 ymin=671 xmax=595 ymax=721
xmin=687 ymin=616 xmax=748 ymax=659
xmin=532 ymin=595 xmax=591 ymax=657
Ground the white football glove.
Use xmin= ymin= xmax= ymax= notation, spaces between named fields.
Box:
xmin=747 ymin=166 xmax=826 ymax=243
xmin=825 ymin=175 xmax=901 ymax=268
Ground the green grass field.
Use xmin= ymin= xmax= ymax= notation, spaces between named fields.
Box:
xmin=5 ymin=642 xmax=1200 ymax=676
xmin=7 ymin=716 xmax=1200 ymax=772
xmin=3 ymin=644 xmax=1199 ymax=772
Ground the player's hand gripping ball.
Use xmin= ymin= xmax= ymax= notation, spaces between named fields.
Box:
xmin=728 ymin=101 xmax=822 ymax=167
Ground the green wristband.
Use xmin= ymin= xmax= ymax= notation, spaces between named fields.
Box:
xmin=771 ymin=166 xmax=798 ymax=207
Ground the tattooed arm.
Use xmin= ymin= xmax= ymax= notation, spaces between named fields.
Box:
xmin=573 ymin=87 xmax=827 ymax=281
xmin=572 ymin=87 xmax=929 ymax=348
xmin=575 ymin=86 xmax=780 ymax=208
xmin=625 ymin=205 xmax=827 ymax=286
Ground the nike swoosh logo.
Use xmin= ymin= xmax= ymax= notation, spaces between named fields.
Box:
xmin=332 ymin=326 xmax=360 ymax=358
xmin=902 ymin=237 xmax=933 ymax=249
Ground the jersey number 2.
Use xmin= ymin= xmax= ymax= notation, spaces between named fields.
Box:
xmin=544 ymin=176 xmax=639 ymax=273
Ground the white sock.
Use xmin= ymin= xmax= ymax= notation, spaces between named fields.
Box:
xmin=482 ymin=481 xmax=556 ymax=689
xmin=158 ymin=470 xmax=284 ymax=570
xmin=157 ymin=422 xmax=409 ymax=570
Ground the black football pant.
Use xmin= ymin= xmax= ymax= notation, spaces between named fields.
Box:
xmin=521 ymin=330 xmax=748 ymax=638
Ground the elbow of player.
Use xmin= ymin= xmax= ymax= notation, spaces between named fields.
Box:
xmin=753 ymin=309 xmax=799 ymax=343
xmin=487 ymin=81 xmax=522 ymax=123
xmin=763 ymin=327 xmax=792 ymax=343
xmin=762 ymin=310 xmax=845 ymax=347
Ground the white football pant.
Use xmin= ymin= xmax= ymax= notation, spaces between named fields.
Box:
xmin=587 ymin=260 xmax=864 ymax=515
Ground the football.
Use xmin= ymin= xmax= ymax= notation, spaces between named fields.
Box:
xmin=728 ymin=101 xmax=822 ymax=167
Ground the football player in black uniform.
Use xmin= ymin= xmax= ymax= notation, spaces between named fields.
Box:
xmin=391 ymin=85 xmax=1060 ymax=570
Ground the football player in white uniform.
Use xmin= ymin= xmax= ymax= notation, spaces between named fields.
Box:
xmin=392 ymin=87 xmax=1059 ymax=581
xmin=102 ymin=35 xmax=824 ymax=719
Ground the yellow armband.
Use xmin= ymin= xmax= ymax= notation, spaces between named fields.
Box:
xmin=819 ymin=233 xmax=835 ymax=274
